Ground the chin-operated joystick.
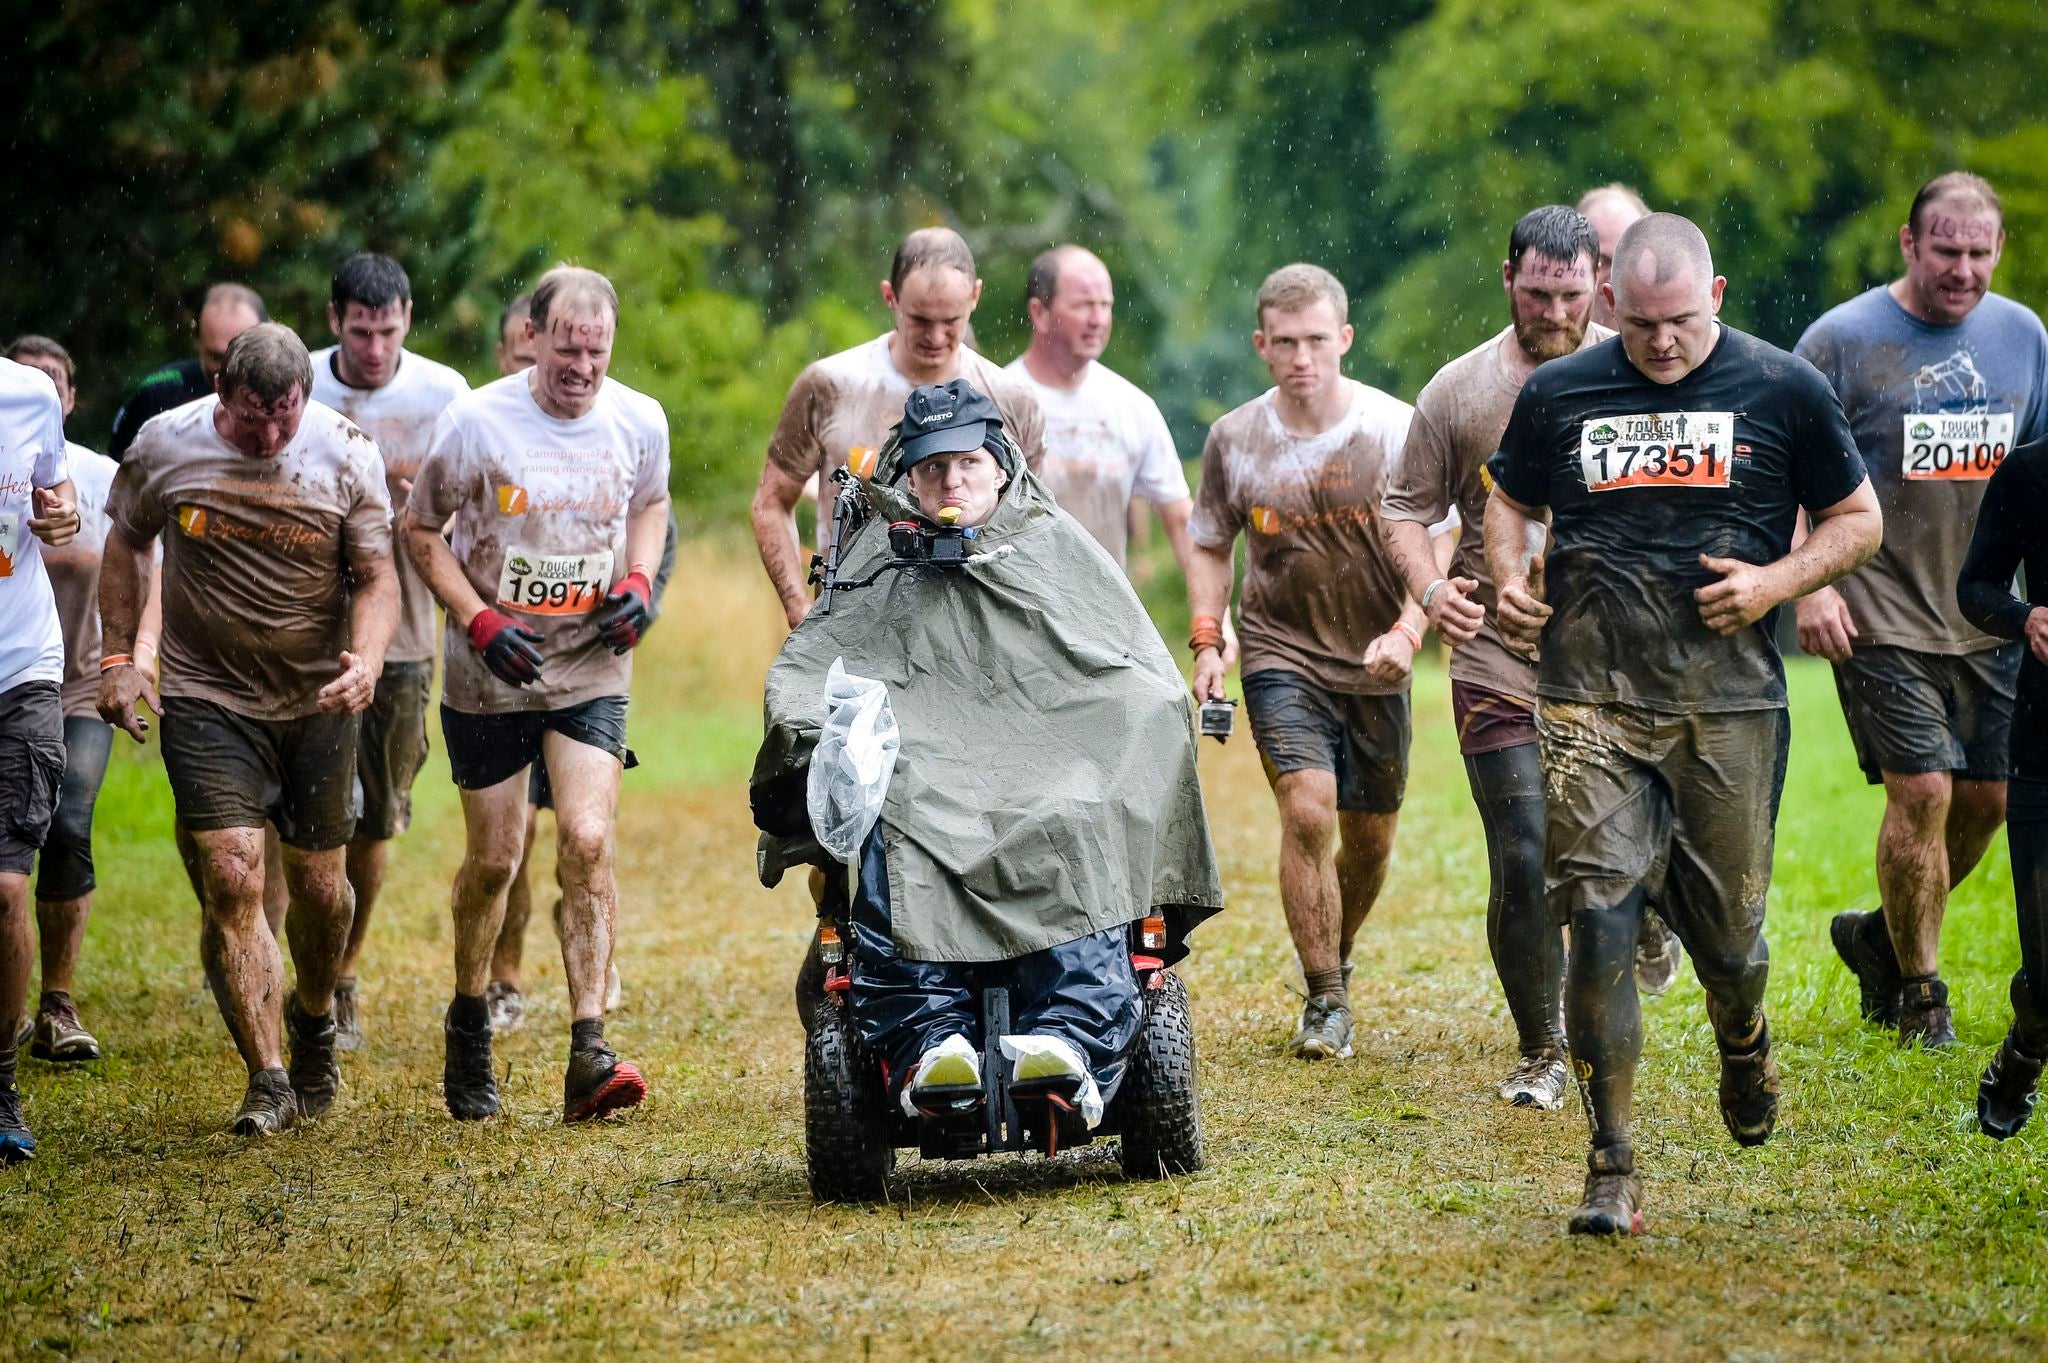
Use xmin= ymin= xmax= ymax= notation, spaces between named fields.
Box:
xmin=810 ymin=471 xmax=986 ymax=615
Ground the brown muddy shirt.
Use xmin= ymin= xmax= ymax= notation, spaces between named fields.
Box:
xmin=41 ymin=444 xmax=119 ymax=718
xmin=1384 ymin=324 xmax=1612 ymax=702
xmin=109 ymin=397 xmax=394 ymax=721
xmin=411 ymin=372 xmax=670 ymax=715
xmin=766 ymin=334 xmax=1045 ymax=545
xmin=1189 ymin=380 xmax=1419 ymax=695
xmin=311 ymin=347 xmax=470 ymax=664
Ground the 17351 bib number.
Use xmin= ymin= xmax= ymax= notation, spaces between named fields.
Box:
xmin=1578 ymin=411 xmax=1734 ymax=492
xmin=1902 ymin=411 xmax=2011 ymax=481
xmin=496 ymin=546 xmax=613 ymax=616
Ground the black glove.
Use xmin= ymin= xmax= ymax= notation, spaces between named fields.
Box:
xmin=468 ymin=608 xmax=544 ymax=686
xmin=594 ymin=571 xmax=654 ymax=655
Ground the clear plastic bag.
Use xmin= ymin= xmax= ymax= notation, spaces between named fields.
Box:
xmin=806 ymin=657 xmax=901 ymax=863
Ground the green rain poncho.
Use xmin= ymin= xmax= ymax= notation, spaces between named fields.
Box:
xmin=751 ymin=432 xmax=1223 ymax=964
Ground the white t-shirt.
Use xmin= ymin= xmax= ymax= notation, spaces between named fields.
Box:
xmin=1002 ymin=357 xmax=1187 ymax=568
xmin=42 ymin=444 xmax=119 ymax=716
xmin=311 ymin=347 xmax=471 ymax=663
xmin=0 ymin=359 xmax=72 ymax=696
xmin=412 ymin=372 xmax=671 ymax=714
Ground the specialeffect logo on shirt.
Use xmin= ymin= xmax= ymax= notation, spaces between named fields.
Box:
xmin=497 ymin=484 xmax=530 ymax=515
xmin=1250 ymin=506 xmax=1280 ymax=535
xmin=177 ymin=506 xmax=208 ymax=537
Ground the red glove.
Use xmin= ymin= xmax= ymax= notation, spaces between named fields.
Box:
xmin=468 ymin=607 xmax=544 ymax=686
xmin=595 ymin=571 xmax=654 ymax=654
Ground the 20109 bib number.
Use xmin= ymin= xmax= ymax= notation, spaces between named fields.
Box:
xmin=1902 ymin=412 xmax=2012 ymax=482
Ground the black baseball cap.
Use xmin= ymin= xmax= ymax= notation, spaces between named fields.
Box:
xmin=898 ymin=379 xmax=1006 ymax=469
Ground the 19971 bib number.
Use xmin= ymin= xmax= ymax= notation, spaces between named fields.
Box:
xmin=1578 ymin=412 xmax=1734 ymax=492
xmin=496 ymin=547 xmax=613 ymax=616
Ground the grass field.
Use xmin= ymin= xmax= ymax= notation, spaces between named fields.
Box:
xmin=5 ymin=544 xmax=2046 ymax=1362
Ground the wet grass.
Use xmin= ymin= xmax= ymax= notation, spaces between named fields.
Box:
xmin=5 ymin=550 xmax=2045 ymax=1360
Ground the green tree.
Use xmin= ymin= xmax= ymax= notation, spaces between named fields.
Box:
xmin=5 ymin=2 xmax=513 ymax=441
xmin=424 ymin=3 xmax=871 ymax=519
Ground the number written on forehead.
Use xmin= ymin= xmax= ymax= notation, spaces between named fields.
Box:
xmin=549 ymin=317 xmax=612 ymax=347
xmin=1924 ymin=212 xmax=1998 ymax=245
xmin=1519 ymin=254 xmax=1590 ymax=282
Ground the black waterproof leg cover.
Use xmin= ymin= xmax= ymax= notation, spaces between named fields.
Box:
xmin=1566 ymin=889 xmax=1646 ymax=1149
xmin=1464 ymin=743 xmax=1564 ymax=1056
xmin=844 ymin=829 xmax=1143 ymax=1098
xmin=2007 ymin=780 xmax=2048 ymax=1053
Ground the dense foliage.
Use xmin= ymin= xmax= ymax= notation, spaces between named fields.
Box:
xmin=11 ymin=0 xmax=2048 ymax=513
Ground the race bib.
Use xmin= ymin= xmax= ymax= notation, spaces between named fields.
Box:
xmin=0 ymin=511 xmax=17 ymax=576
xmin=1579 ymin=412 xmax=1734 ymax=492
xmin=1902 ymin=411 xmax=2012 ymax=481
xmin=496 ymin=546 xmax=613 ymax=616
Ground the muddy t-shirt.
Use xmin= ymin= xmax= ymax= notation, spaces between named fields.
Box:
xmin=1190 ymin=380 xmax=1418 ymax=695
xmin=766 ymin=335 xmax=1045 ymax=546
xmin=1002 ymin=358 xmax=1186 ymax=568
xmin=1384 ymin=323 xmax=1612 ymax=702
xmin=110 ymin=397 xmax=394 ymax=721
xmin=1795 ymin=287 xmax=2048 ymax=654
xmin=412 ymin=373 xmax=670 ymax=715
xmin=311 ymin=347 xmax=470 ymax=664
xmin=0 ymin=359 xmax=70 ymax=696
xmin=41 ymin=444 xmax=118 ymax=717
xmin=1489 ymin=327 xmax=1866 ymax=713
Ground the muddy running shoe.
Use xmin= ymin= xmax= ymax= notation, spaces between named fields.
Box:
xmin=444 ymin=1004 xmax=500 ymax=1121
xmin=30 ymin=992 xmax=100 ymax=1063
xmin=1715 ymin=1014 xmax=1780 ymax=1147
xmin=0 ymin=1081 xmax=35 ymax=1163
xmin=332 ymin=979 xmax=364 ymax=1053
xmin=1898 ymin=977 xmax=1957 ymax=1050
xmin=1978 ymin=1028 xmax=2047 ymax=1140
xmin=1288 ymin=993 xmax=1354 ymax=1060
xmin=1830 ymin=909 xmax=1902 ymax=1029
xmin=485 ymin=980 xmax=526 ymax=1037
xmin=1567 ymin=1144 xmax=1644 ymax=1236
xmin=231 ymin=1067 xmax=298 ymax=1137
xmin=285 ymin=996 xmax=340 ymax=1120
xmin=1499 ymin=1051 xmax=1568 ymax=1110
xmin=564 ymin=1041 xmax=647 ymax=1123
xmin=1633 ymin=910 xmax=1683 ymax=997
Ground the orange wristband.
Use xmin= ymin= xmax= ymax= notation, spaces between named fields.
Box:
xmin=1393 ymin=620 xmax=1423 ymax=651
xmin=99 ymin=653 xmax=134 ymax=672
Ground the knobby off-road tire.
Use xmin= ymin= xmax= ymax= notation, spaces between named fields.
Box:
xmin=804 ymin=1000 xmax=894 ymax=1202
xmin=1118 ymin=970 xmax=1204 ymax=1179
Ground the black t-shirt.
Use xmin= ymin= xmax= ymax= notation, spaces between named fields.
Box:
xmin=109 ymin=358 xmax=211 ymax=461
xmin=1488 ymin=326 xmax=1867 ymax=712
xmin=1957 ymin=438 xmax=2048 ymax=780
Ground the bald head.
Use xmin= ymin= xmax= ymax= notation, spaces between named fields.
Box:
xmin=1577 ymin=185 xmax=1648 ymax=328
xmin=1611 ymin=214 xmax=1715 ymax=301
xmin=1606 ymin=215 xmax=1724 ymax=385
xmin=884 ymin=228 xmax=983 ymax=383
xmin=890 ymin=228 xmax=977 ymax=293
xmin=1023 ymin=244 xmax=1114 ymax=376
xmin=1025 ymin=245 xmax=1105 ymax=308
xmin=196 ymin=282 xmax=267 ymax=384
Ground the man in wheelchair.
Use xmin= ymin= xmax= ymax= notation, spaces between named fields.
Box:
xmin=752 ymin=380 xmax=1223 ymax=1177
